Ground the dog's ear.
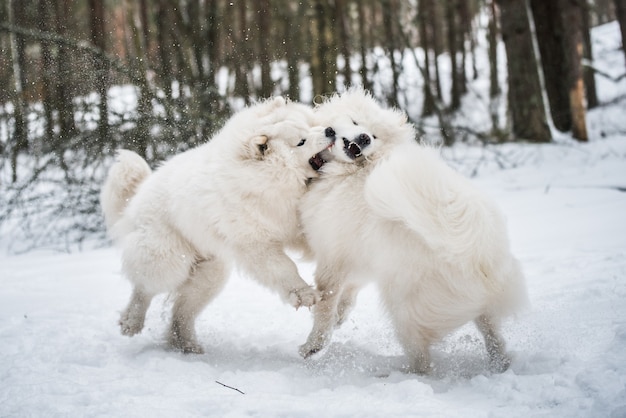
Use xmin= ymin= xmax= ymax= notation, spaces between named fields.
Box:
xmin=270 ymin=96 xmax=287 ymax=108
xmin=250 ymin=135 xmax=269 ymax=159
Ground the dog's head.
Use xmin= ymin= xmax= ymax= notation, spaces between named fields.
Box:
xmin=311 ymin=88 xmax=416 ymax=170
xmin=240 ymin=97 xmax=333 ymax=180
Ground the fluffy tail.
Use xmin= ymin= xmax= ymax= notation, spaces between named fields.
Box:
xmin=100 ymin=150 xmax=151 ymax=232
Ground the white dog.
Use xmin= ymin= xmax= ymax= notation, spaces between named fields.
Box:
xmin=100 ymin=97 xmax=332 ymax=354
xmin=299 ymin=89 xmax=528 ymax=373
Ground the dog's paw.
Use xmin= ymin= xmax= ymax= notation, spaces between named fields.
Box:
xmin=289 ymin=286 xmax=321 ymax=309
xmin=171 ymin=339 xmax=205 ymax=355
xmin=488 ymin=352 xmax=511 ymax=373
xmin=298 ymin=342 xmax=322 ymax=359
xmin=169 ymin=333 xmax=205 ymax=355
xmin=119 ymin=314 xmax=144 ymax=336
xmin=169 ymin=326 xmax=205 ymax=354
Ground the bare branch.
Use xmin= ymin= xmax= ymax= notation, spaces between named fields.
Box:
xmin=215 ymin=381 xmax=245 ymax=395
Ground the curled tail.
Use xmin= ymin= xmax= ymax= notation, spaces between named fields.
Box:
xmin=100 ymin=150 xmax=151 ymax=232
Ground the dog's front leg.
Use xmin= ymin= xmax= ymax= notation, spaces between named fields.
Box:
xmin=299 ymin=270 xmax=343 ymax=358
xmin=235 ymin=244 xmax=320 ymax=309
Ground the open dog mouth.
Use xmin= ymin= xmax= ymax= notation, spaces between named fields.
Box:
xmin=309 ymin=143 xmax=334 ymax=171
xmin=343 ymin=139 xmax=363 ymax=160
xmin=309 ymin=127 xmax=338 ymax=171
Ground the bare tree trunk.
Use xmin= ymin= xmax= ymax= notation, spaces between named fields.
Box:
xmin=156 ymin=0 xmax=173 ymax=102
xmin=284 ymin=1 xmax=301 ymax=100
xmin=7 ymin=0 xmax=28 ymax=183
xmin=56 ymin=0 xmax=77 ymax=155
xmin=235 ymin=0 xmax=252 ymax=102
xmin=582 ymin=0 xmax=599 ymax=109
xmin=418 ymin=0 xmax=436 ymax=117
xmin=38 ymin=0 xmax=55 ymax=144
xmin=124 ymin=0 xmax=152 ymax=157
xmin=498 ymin=0 xmax=551 ymax=142
xmin=614 ymin=0 xmax=626 ymax=65
xmin=430 ymin=0 xmax=444 ymax=101
xmin=597 ymin=0 xmax=615 ymax=23
xmin=446 ymin=0 xmax=461 ymax=110
xmin=206 ymin=0 xmax=218 ymax=87
xmin=488 ymin=0 xmax=500 ymax=98
xmin=88 ymin=0 xmax=110 ymax=147
xmin=382 ymin=0 xmax=400 ymax=107
xmin=357 ymin=1 xmax=373 ymax=91
xmin=530 ymin=0 xmax=571 ymax=132
xmin=258 ymin=0 xmax=273 ymax=98
xmin=560 ymin=0 xmax=588 ymax=141
xmin=310 ymin=0 xmax=336 ymax=97
xmin=487 ymin=0 xmax=502 ymax=135
xmin=336 ymin=0 xmax=352 ymax=89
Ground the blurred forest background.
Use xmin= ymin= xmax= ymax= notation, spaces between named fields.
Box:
xmin=1 ymin=0 xmax=626 ymax=251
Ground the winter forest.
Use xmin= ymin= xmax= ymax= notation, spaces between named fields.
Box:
xmin=1 ymin=1 xmax=626 ymax=417
xmin=0 ymin=0 xmax=625 ymax=249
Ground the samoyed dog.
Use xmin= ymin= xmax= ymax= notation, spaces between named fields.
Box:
xmin=100 ymin=97 xmax=332 ymax=354
xmin=299 ymin=89 xmax=528 ymax=373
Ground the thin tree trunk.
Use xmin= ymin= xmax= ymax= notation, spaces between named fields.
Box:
xmin=382 ymin=0 xmax=400 ymax=107
xmin=56 ymin=0 xmax=77 ymax=155
xmin=38 ymin=0 xmax=55 ymax=143
xmin=430 ymin=0 xmax=443 ymax=100
xmin=488 ymin=0 xmax=500 ymax=98
xmin=310 ymin=0 xmax=336 ymax=96
xmin=357 ymin=1 xmax=372 ymax=91
xmin=235 ymin=0 xmax=251 ymax=102
xmin=336 ymin=0 xmax=352 ymax=89
xmin=446 ymin=0 xmax=461 ymax=110
xmin=419 ymin=0 xmax=436 ymax=116
xmin=125 ymin=0 xmax=151 ymax=157
xmin=582 ymin=0 xmax=599 ymax=109
xmin=258 ymin=0 xmax=272 ymax=97
xmin=7 ymin=0 xmax=28 ymax=183
xmin=156 ymin=0 xmax=173 ymax=102
xmin=614 ymin=0 xmax=626 ymax=65
xmin=487 ymin=0 xmax=502 ymax=134
xmin=88 ymin=0 xmax=109 ymax=147
xmin=560 ymin=0 xmax=588 ymax=141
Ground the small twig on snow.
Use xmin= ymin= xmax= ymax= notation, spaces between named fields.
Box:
xmin=215 ymin=381 xmax=245 ymax=395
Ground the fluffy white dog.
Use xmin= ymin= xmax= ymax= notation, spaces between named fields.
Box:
xmin=300 ymin=89 xmax=528 ymax=373
xmin=100 ymin=97 xmax=332 ymax=354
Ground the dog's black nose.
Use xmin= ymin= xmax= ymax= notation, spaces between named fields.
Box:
xmin=325 ymin=127 xmax=336 ymax=138
xmin=357 ymin=133 xmax=371 ymax=146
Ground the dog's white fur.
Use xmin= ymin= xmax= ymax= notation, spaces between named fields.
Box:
xmin=299 ymin=89 xmax=528 ymax=373
xmin=100 ymin=97 xmax=331 ymax=353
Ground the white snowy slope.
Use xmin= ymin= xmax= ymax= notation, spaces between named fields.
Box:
xmin=1 ymin=21 xmax=626 ymax=418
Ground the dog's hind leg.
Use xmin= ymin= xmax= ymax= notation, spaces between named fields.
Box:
xmin=387 ymin=310 xmax=434 ymax=374
xmin=335 ymin=284 xmax=360 ymax=328
xmin=119 ymin=286 xmax=153 ymax=336
xmin=169 ymin=257 xmax=229 ymax=354
xmin=475 ymin=314 xmax=510 ymax=373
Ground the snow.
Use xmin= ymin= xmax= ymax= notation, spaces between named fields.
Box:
xmin=2 ymin=21 xmax=626 ymax=418
xmin=5 ymin=136 xmax=626 ymax=417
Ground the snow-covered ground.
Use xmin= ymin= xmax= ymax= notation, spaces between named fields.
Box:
xmin=2 ymin=21 xmax=626 ymax=418
xmin=3 ymin=135 xmax=625 ymax=417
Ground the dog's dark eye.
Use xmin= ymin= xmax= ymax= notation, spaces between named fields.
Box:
xmin=373 ymin=135 xmax=377 ymax=139
xmin=258 ymin=143 xmax=268 ymax=154
xmin=352 ymin=119 xmax=358 ymax=126
xmin=297 ymin=139 xmax=307 ymax=146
